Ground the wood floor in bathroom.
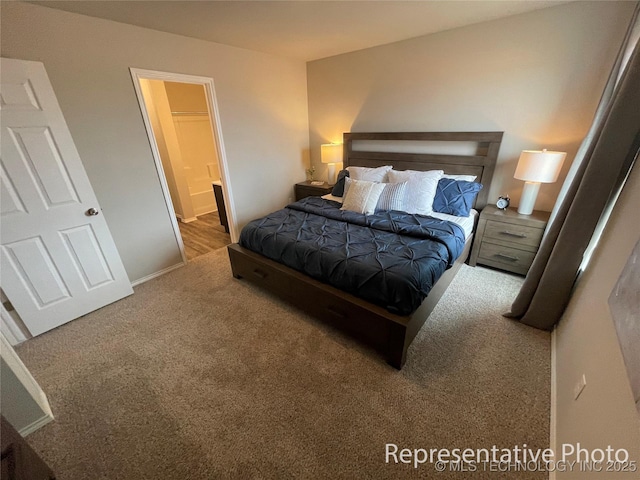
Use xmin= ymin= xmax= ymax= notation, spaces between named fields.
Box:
xmin=178 ymin=211 xmax=231 ymax=260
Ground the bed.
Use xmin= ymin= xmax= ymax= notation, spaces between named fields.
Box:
xmin=228 ymin=131 xmax=502 ymax=369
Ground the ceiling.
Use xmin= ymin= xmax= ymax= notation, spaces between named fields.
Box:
xmin=29 ymin=1 xmax=571 ymax=61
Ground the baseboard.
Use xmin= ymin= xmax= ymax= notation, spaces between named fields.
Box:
xmin=194 ymin=206 xmax=218 ymax=217
xmin=19 ymin=412 xmax=54 ymax=437
xmin=549 ymin=327 xmax=557 ymax=480
xmin=175 ymin=213 xmax=198 ymax=223
xmin=131 ymin=262 xmax=185 ymax=287
xmin=177 ymin=210 xmax=218 ymax=221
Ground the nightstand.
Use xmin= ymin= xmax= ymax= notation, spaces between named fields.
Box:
xmin=469 ymin=205 xmax=550 ymax=275
xmin=294 ymin=181 xmax=333 ymax=201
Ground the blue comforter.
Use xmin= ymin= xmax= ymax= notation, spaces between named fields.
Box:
xmin=239 ymin=197 xmax=466 ymax=316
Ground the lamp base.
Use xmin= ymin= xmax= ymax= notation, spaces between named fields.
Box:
xmin=326 ymin=163 xmax=336 ymax=185
xmin=518 ymin=181 xmax=541 ymax=215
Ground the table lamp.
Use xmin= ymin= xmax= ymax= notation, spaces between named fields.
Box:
xmin=514 ymin=149 xmax=566 ymax=215
xmin=321 ymin=143 xmax=343 ymax=184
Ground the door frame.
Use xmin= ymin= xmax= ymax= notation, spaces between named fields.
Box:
xmin=129 ymin=68 xmax=238 ymax=265
xmin=0 ymin=332 xmax=54 ymax=435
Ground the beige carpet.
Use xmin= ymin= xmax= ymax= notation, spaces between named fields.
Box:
xmin=18 ymin=248 xmax=550 ymax=479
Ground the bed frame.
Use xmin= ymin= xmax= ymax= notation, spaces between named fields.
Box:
xmin=227 ymin=132 xmax=502 ymax=369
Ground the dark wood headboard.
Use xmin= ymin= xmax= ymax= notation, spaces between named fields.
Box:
xmin=343 ymin=131 xmax=503 ymax=210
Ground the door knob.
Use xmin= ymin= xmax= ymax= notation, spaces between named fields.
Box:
xmin=86 ymin=208 xmax=100 ymax=216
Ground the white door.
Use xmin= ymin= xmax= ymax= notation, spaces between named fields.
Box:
xmin=0 ymin=58 xmax=133 ymax=337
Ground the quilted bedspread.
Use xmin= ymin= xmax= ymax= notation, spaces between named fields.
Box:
xmin=239 ymin=197 xmax=466 ymax=316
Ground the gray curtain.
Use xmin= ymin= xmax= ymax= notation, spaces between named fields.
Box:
xmin=506 ymin=5 xmax=640 ymax=330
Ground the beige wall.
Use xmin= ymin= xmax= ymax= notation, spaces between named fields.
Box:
xmin=140 ymin=79 xmax=195 ymax=221
xmin=142 ymin=80 xmax=221 ymax=220
xmin=553 ymin=161 xmax=640 ymax=478
xmin=307 ymin=1 xmax=635 ymax=211
xmin=164 ymin=82 xmax=222 ymax=191
xmin=1 ymin=2 xmax=309 ymax=282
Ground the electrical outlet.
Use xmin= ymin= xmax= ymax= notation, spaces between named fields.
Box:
xmin=288 ymin=197 xmax=293 ymax=204
xmin=574 ymin=374 xmax=587 ymax=400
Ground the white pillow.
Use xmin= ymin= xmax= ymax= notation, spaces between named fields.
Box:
xmin=376 ymin=181 xmax=409 ymax=212
xmin=387 ymin=169 xmax=444 ymax=215
xmin=341 ymin=178 xmax=386 ymax=215
xmin=346 ymin=165 xmax=392 ymax=183
xmin=443 ymin=174 xmax=477 ymax=182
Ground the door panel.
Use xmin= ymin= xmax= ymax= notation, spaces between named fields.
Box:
xmin=7 ymin=126 xmax=80 ymax=206
xmin=0 ymin=162 xmax=27 ymax=215
xmin=2 ymin=237 xmax=71 ymax=306
xmin=0 ymin=58 xmax=133 ymax=337
xmin=60 ymin=225 xmax=115 ymax=289
xmin=0 ymin=79 xmax=42 ymax=111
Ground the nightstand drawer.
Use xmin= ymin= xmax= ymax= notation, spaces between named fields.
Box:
xmin=478 ymin=242 xmax=536 ymax=275
xmin=484 ymin=220 xmax=544 ymax=248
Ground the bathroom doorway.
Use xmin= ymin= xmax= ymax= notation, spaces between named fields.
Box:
xmin=130 ymin=69 xmax=235 ymax=261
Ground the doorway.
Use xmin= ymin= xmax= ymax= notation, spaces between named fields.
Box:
xmin=130 ymin=69 xmax=235 ymax=262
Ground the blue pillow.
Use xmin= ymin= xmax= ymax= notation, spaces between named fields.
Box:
xmin=432 ymin=178 xmax=483 ymax=216
xmin=331 ymin=169 xmax=350 ymax=196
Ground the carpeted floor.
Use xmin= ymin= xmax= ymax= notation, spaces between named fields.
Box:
xmin=18 ymin=248 xmax=550 ymax=479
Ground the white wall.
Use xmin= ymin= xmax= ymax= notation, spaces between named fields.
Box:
xmin=553 ymin=161 xmax=640 ymax=478
xmin=307 ymin=1 xmax=635 ymax=211
xmin=1 ymin=2 xmax=309 ymax=282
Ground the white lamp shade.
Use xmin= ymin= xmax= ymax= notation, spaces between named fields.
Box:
xmin=321 ymin=143 xmax=343 ymax=164
xmin=514 ymin=149 xmax=566 ymax=183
